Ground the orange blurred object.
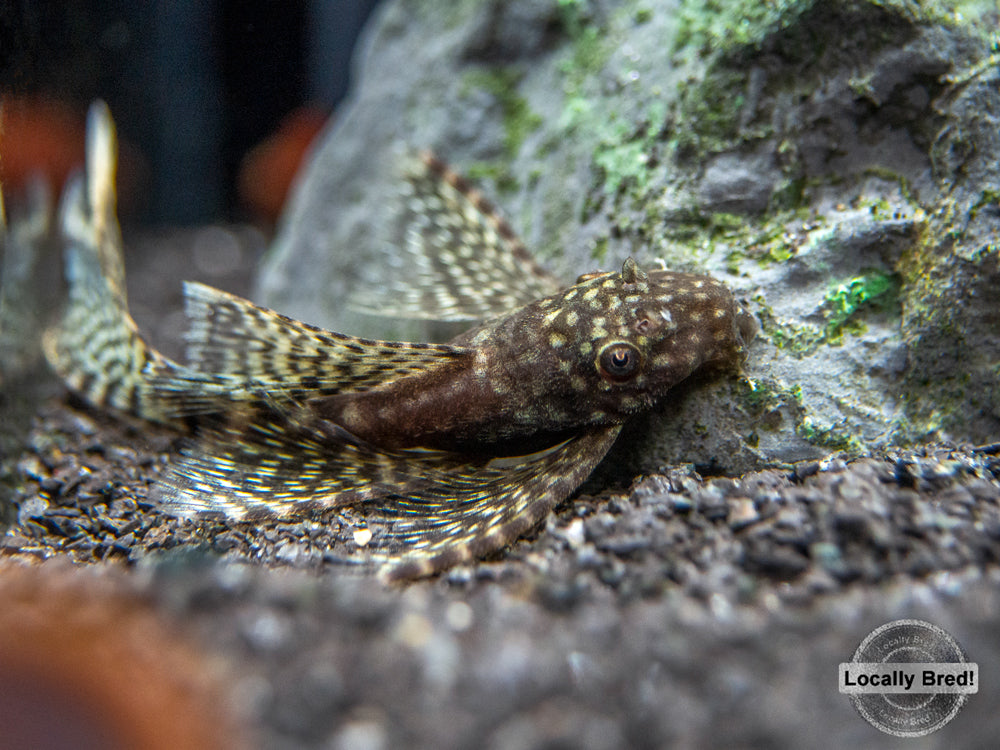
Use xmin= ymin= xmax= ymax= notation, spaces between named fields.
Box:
xmin=1 ymin=96 xmax=147 ymax=214
xmin=0 ymin=561 xmax=245 ymax=750
xmin=238 ymin=105 xmax=328 ymax=225
xmin=0 ymin=97 xmax=86 ymax=191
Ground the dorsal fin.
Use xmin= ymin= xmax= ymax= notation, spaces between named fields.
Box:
xmin=350 ymin=151 xmax=562 ymax=322
xmin=147 ymin=280 xmax=473 ymax=416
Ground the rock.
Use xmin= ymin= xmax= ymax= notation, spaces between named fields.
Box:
xmin=698 ymin=151 xmax=778 ymax=214
xmin=256 ymin=0 xmax=998 ymax=472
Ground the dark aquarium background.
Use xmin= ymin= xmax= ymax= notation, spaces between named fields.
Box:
xmin=0 ymin=0 xmax=381 ymax=224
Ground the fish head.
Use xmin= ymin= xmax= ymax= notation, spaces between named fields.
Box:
xmin=528 ymin=257 xmax=755 ymax=422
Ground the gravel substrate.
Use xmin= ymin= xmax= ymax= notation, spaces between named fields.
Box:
xmin=2 ymin=398 xmax=1000 ymax=748
xmin=6 ymin=400 xmax=1000 ymax=602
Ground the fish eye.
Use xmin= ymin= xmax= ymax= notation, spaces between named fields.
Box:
xmin=597 ymin=342 xmax=642 ymax=382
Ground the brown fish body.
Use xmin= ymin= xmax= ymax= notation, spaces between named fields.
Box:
xmin=31 ymin=101 xmax=756 ymax=578
xmin=318 ymin=262 xmax=753 ymax=451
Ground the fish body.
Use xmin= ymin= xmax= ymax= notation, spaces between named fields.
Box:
xmin=321 ymin=262 xmax=748 ymax=452
xmin=28 ymin=102 xmax=754 ymax=578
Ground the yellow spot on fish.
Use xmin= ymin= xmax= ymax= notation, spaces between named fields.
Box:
xmin=341 ymin=402 xmax=361 ymax=425
xmin=652 ymin=353 xmax=673 ymax=367
xmin=473 ymin=350 xmax=489 ymax=378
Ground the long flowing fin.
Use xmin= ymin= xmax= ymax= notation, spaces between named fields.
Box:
xmin=156 ymin=282 xmax=470 ymax=413
xmin=372 ymin=426 xmax=622 ymax=581
xmin=350 ymin=151 xmax=562 ymax=322
xmin=155 ymin=407 xmax=621 ymax=580
xmin=154 ymin=406 xmax=438 ymax=514
xmin=42 ymin=101 xmax=185 ymax=422
xmin=41 ymin=102 xmax=477 ymax=421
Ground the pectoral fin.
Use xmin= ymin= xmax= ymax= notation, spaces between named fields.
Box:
xmin=371 ymin=426 xmax=623 ymax=580
xmin=156 ymin=407 xmax=621 ymax=579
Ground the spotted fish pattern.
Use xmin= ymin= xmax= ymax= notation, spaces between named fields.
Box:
xmin=351 ymin=151 xmax=561 ymax=322
xmin=32 ymin=101 xmax=755 ymax=579
xmin=41 ymin=107 xmax=186 ymax=418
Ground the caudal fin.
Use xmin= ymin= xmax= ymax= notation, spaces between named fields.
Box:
xmin=42 ymin=101 xmax=181 ymax=422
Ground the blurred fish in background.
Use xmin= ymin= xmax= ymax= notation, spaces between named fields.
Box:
xmin=238 ymin=104 xmax=329 ymax=228
xmin=0 ymin=98 xmax=85 ymax=192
